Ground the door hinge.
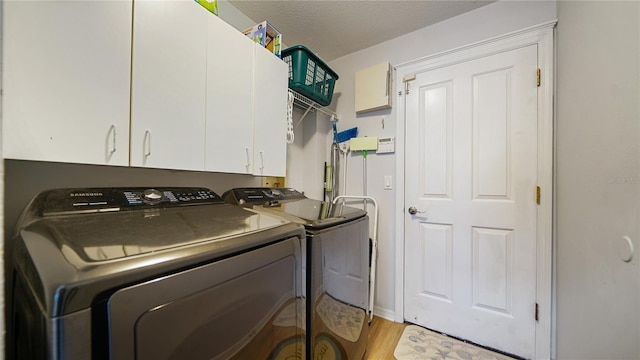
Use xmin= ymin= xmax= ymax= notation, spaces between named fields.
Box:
xmin=403 ymin=74 xmax=416 ymax=94
xmin=535 ymin=303 xmax=539 ymax=321
xmin=536 ymin=68 xmax=541 ymax=87
xmin=535 ymin=186 xmax=541 ymax=205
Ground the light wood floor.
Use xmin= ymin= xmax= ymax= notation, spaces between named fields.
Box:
xmin=365 ymin=316 xmax=408 ymax=360
xmin=364 ymin=317 xmax=519 ymax=360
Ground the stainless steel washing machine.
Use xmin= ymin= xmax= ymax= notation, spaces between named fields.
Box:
xmin=7 ymin=187 xmax=306 ymax=360
xmin=223 ymin=187 xmax=370 ymax=360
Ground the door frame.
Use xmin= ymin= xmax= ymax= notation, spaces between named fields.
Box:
xmin=394 ymin=21 xmax=556 ymax=359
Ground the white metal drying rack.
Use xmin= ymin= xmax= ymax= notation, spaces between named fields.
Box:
xmin=289 ymin=89 xmax=338 ymax=127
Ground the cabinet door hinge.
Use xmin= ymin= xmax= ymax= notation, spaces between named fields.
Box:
xmin=536 ymin=68 xmax=541 ymax=87
xmin=536 ymin=186 xmax=541 ymax=205
xmin=535 ymin=303 xmax=539 ymax=321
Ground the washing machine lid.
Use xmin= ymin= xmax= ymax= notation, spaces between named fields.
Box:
xmin=13 ymin=187 xmax=304 ymax=316
xmin=223 ymin=187 xmax=367 ymax=230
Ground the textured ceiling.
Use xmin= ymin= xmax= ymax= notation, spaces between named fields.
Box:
xmin=228 ymin=0 xmax=494 ymax=62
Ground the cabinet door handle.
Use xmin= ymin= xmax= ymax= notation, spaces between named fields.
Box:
xmin=245 ymin=147 xmax=251 ymax=172
xmin=259 ymin=150 xmax=265 ymax=173
xmin=143 ymin=130 xmax=152 ymax=158
xmin=108 ymin=124 xmax=117 ymax=155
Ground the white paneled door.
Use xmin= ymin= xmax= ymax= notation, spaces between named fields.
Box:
xmin=404 ymin=45 xmax=538 ymax=358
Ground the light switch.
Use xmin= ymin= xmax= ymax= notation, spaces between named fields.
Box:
xmin=384 ymin=175 xmax=393 ymax=190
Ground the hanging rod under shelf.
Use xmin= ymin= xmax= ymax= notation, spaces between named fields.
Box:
xmin=289 ymin=90 xmax=338 ymax=122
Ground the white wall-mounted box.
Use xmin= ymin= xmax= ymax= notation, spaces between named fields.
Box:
xmin=377 ymin=137 xmax=395 ymax=154
xmin=355 ymin=62 xmax=392 ymax=113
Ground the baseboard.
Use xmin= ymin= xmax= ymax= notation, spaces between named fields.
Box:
xmin=372 ymin=306 xmax=397 ymax=322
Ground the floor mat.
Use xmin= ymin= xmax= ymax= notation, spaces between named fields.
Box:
xmin=393 ymin=325 xmax=515 ymax=360
xmin=316 ymin=294 xmax=365 ymax=343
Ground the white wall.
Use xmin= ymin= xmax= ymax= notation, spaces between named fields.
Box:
xmin=217 ymin=0 xmax=257 ymax=33
xmin=290 ymin=0 xmax=557 ymax=319
xmin=285 ymin=108 xmax=333 ymax=201
xmin=556 ymin=2 xmax=640 ymax=359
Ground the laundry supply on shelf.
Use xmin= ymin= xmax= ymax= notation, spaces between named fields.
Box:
xmin=243 ymin=21 xmax=282 ymax=58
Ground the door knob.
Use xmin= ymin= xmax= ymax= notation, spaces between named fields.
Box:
xmin=408 ymin=206 xmax=425 ymax=215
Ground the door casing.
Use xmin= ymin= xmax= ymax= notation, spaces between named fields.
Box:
xmin=394 ymin=21 xmax=556 ymax=360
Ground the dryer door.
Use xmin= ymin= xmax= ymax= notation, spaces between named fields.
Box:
xmin=307 ymin=217 xmax=370 ymax=360
xmin=108 ymin=237 xmax=303 ymax=360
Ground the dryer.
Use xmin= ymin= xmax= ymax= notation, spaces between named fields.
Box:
xmin=223 ymin=187 xmax=370 ymax=360
xmin=7 ymin=187 xmax=306 ymax=360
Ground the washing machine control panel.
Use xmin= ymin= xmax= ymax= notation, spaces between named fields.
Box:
xmin=40 ymin=187 xmax=224 ymax=216
xmin=223 ymin=187 xmax=306 ymax=205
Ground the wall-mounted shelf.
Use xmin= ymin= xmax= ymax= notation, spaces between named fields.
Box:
xmin=289 ymin=89 xmax=337 ymax=124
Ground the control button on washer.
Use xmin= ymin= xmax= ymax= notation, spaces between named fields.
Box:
xmin=142 ymin=189 xmax=163 ymax=204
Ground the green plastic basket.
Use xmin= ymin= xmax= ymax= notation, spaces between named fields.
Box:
xmin=282 ymin=45 xmax=339 ymax=106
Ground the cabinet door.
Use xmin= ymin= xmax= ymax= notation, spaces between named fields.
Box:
xmin=3 ymin=1 xmax=132 ymax=166
xmin=355 ymin=62 xmax=392 ymax=113
xmin=253 ymin=47 xmax=288 ymax=177
xmin=130 ymin=0 xmax=207 ymax=171
xmin=205 ymin=16 xmax=255 ymax=174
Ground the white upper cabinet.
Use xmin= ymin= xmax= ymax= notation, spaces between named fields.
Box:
xmin=130 ymin=0 xmax=207 ymax=171
xmin=3 ymin=0 xmax=288 ymax=175
xmin=3 ymin=0 xmax=132 ymax=166
xmin=205 ymin=16 xmax=255 ymax=174
xmin=253 ymin=46 xmax=288 ymax=177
